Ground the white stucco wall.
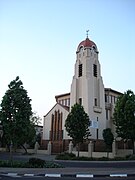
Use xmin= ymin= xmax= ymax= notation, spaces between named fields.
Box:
xmin=42 ymin=38 xmax=121 ymax=143
xmin=70 ymin=46 xmax=106 ymax=140
xmin=42 ymin=104 xmax=70 ymax=140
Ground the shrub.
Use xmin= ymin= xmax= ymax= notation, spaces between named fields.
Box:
xmin=0 ymin=160 xmax=11 ymax=167
xmin=55 ymin=153 xmax=76 ymax=160
xmin=114 ymin=156 xmax=126 ymax=161
xmin=73 ymin=156 xmax=94 ymax=161
xmin=97 ymin=157 xmax=109 ymax=161
xmin=65 ymin=152 xmax=76 ymax=158
xmin=45 ymin=161 xmax=64 ymax=168
xmin=0 ymin=159 xmax=63 ymax=168
xmin=0 ymin=160 xmax=27 ymax=168
xmin=126 ymin=154 xmax=135 ymax=160
xmin=28 ymin=158 xmax=45 ymax=168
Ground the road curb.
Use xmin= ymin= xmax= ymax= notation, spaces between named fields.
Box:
xmin=1 ymin=172 xmax=135 ymax=178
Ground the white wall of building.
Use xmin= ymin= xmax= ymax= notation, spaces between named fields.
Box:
xmin=42 ymin=38 xmax=121 ymax=143
xmin=70 ymin=41 xmax=106 ymax=140
xmin=43 ymin=104 xmax=70 ymax=140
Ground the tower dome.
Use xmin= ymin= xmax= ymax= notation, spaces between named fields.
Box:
xmin=77 ymin=38 xmax=98 ymax=52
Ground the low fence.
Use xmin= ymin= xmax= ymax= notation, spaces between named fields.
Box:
xmin=72 ymin=150 xmax=133 ymax=158
xmin=17 ymin=149 xmax=48 ymax=154
xmin=0 ymin=140 xmax=134 ymax=158
xmin=72 ymin=151 xmax=114 ymax=158
xmin=116 ymin=149 xmax=133 ymax=157
xmin=0 ymin=148 xmax=48 ymax=155
xmin=69 ymin=141 xmax=133 ymax=158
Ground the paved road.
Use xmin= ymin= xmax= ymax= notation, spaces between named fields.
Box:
xmin=0 ymin=152 xmax=56 ymax=162
xmin=0 ymin=152 xmax=135 ymax=169
xmin=56 ymin=160 xmax=135 ymax=168
xmin=1 ymin=175 xmax=135 ymax=180
xmin=0 ymin=152 xmax=135 ymax=178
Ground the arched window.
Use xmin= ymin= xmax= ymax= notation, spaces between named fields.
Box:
xmin=78 ymin=64 xmax=83 ymax=77
xmin=93 ymin=64 xmax=97 ymax=77
xmin=79 ymin=45 xmax=83 ymax=51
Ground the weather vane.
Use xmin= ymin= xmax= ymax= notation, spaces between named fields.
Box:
xmin=86 ymin=30 xmax=89 ymax=38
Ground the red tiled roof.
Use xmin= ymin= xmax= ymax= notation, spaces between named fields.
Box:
xmin=77 ymin=38 xmax=97 ymax=51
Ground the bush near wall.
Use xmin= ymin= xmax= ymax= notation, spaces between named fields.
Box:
xmin=55 ymin=152 xmax=135 ymax=161
xmin=0 ymin=158 xmax=63 ymax=168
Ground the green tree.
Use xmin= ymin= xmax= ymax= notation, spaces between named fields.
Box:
xmin=103 ymin=128 xmax=114 ymax=158
xmin=113 ymin=90 xmax=135 ymax=154
xmin=0 ymin=76 xmax=36 ymax=153
xmin=65 ymin=103 xmax=90 ymax=157
xmin=30 ymin=111 xmax=42 ymax=126
xmin=30 ymin=112 xmax=42 ymax=146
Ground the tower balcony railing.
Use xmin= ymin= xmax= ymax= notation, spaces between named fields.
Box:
xmin=93 ymin=106 xmax=102 ymax=113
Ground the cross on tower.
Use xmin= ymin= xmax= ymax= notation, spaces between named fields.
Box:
xmin=86 ymin=30 xmax=89 ymax=38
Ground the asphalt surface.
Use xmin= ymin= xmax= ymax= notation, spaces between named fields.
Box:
xmin=0 ymin=152 xmax=135 ymax=177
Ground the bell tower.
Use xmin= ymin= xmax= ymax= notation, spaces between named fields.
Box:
xmin=70 ymin=33 xmax=106 ymax=139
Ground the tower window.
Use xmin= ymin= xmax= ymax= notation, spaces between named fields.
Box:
xmin=79 ymin=98 xmax=82 ymax=105
xmin=78 ymin=64 xmax=83 ymax=77
xmin=93 ymin=64 xmax=97 ymax=77
xmin=93 ymin=46 xmax=96 ymax=50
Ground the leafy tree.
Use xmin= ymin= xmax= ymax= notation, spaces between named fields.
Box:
xmin=0 ymin=76 xmax=36 ymax=153
xmin=36 ymin=133 xmax=42 ymax=145
xmin=30 ymin=111 xmax=42 ymax=126
xmin=103 ymin=128 xmax=114 ymax=158
xmin=113 ymin=90 xmax=135 ymax=154
xmin=30 ymin=112 xmax=42 ymax=146
xmin=65 ymin=103 xmax=90 ymax=157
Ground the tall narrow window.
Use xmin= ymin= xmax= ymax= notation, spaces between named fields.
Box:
xmin=106 ymin=109 xmax=108 ymax=120
xmin=79 ymin=98 xmax=82 ymax=105
xmin=105 ymin=94 xmax=107 ymax=102
xmin=111 ymin=95 xmax=113 ymax=103
xmin=97 ymin=117 xmax=99 ymax=139
xmin=78 ymin=64 xmax=83 ymax=77
xmin=93 ymin=64 xmax=97 ymax=77
xmin=50 ymin=114 xmax=54 ymax=140
xmin=96 ymin=129 xmax=99 ymax=139
xmin=114 ymin=96 xmax=116 ymax=103
xmin=50 ymin=111 xmax=63 ymax=141
xmin=94 ymin=98 xmax=97 ymax=106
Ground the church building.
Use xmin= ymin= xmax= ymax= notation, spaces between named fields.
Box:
xmin=42 ymin=35 xmax=121 ymax=153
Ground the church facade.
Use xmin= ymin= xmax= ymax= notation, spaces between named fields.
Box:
xmin=42 ymin=36 xmax=121 ymax=153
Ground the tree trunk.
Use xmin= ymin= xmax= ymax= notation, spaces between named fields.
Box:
xmin=106 ymin=145 xmax=109 ymax=159
xmin=107 ymin=150 xmax=109 ymax=158
xmin=21 ymin=144 xmax=28 ymax=154
xmin=77 ymin=143 xmax=80 ymax=157
xmin=132 ymin=140 xmax=135 ymax=154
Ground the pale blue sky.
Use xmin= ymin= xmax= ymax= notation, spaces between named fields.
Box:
xmin=0 ymin=0 xmax=135 ymax=122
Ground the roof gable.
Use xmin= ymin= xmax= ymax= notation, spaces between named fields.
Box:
xmin=44 ymin=103 xmax=69 ymax=117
